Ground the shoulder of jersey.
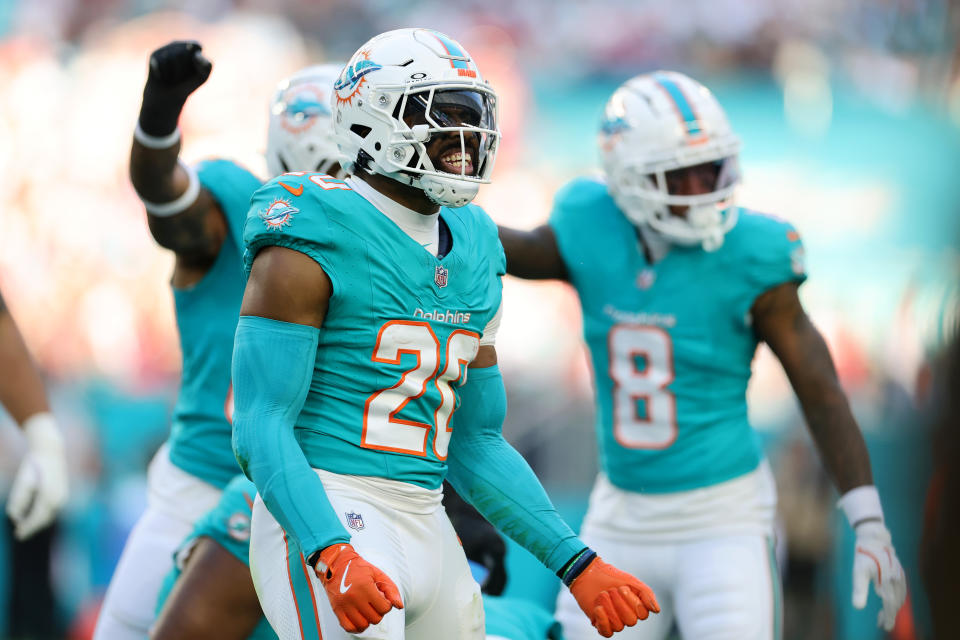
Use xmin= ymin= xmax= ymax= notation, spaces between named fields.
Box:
xmin=250 ymin=174 xmax=357 ymax=228
xmin=195 ymin=157 xmax=260 ymax=181
xmin=444 ymin=202 xmax=497 ymax=236
xmin=721 ymin=207 xmax=803 ymax=264
xmin=729 ymin=208 xmax=801 ymax=244
xmin=553 ymin=175 xmax=612 ymax=211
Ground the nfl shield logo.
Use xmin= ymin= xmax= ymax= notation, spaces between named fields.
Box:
xmin=636 ymin=268 xmax=656 ymax=290
xmin=434 ymin=264 xmax=449 ymax=288
xmin=345 ymin=511 xmax=365 ymax=531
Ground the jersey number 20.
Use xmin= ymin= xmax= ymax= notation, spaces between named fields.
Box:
xmin=363 ymin=320 xmax=480 ymax=459
xmin=609 ymin=325 xmax=677 ymax=449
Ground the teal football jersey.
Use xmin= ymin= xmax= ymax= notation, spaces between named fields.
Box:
xmin=167 ymin=159 xmax=262 ymax=489
xmin=550 ymin=177 xmax=806 ymax=493
xmin=155 ymin=474 xmax=277 ymax=640
xmin=244 ymin=173 xmax=505 ymax=490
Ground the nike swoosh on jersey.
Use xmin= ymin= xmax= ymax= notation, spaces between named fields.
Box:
xmin=279 ymin=182 xmax=304 ymax=197
xmin=340 ymin=560 xmax=353 ymax=594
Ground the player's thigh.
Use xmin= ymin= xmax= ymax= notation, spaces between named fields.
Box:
xmin=406 ymin=512 xmax=484 ymax=640
xmin=153 ymin=537 xmax=265 ymax=640
xmin=94 ymin=449 xmax=221 ymax=639
xmin=673 ymin=534 xmax=781 ymax=640
xmin=249 ymin=495 xmax=326 ymax=640
xmin=249 ymin=494 xmax=405 ymax=640
xmin=555 ymin=533 xmax=675 ymax=640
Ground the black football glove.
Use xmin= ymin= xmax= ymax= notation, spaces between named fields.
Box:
xmin=138 ymin=40 xmax=212 ymax=137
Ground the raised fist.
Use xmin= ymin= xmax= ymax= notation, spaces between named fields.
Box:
xmin=138 ymin=40 xmax=213 ymax=137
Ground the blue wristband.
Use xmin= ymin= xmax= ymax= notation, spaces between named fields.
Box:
xmin=559 ymin=548 xmax=597 ymax=587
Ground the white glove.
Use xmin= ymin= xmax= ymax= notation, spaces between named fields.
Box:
xmin=851 ymin=521 xmax=906 ymax=631
xmin=6 ymin=413 xmax=68 ymax=540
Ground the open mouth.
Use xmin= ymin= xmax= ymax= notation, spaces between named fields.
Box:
xmin=438 ymin=148 xmax=475 ymax=175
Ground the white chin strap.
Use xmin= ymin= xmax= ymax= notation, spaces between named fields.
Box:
xmin=419 ymin=174 xmax=479 ymax=208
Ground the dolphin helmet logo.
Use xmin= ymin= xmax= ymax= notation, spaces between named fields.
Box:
xmin=334 ymin=52 xmax=382 ymax=106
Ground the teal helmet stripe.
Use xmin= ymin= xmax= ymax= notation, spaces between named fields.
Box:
xmin=429 ymin=30 xmax=469 ymax=70
xmin=653 ymin=73 xmax=702 ymax=136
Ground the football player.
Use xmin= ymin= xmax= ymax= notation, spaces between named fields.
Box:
xmin=151 ymin=478 xmax=560 ymax=640
xmin=232 ymin=28 xmax=658 ymax=640
xmin=1 ymin=289 xmax=68 ymax=540
xmin=498 ymin=71 xmax=907 ymax=639
xmin=94 ymin=40 xmax=344 ymax=640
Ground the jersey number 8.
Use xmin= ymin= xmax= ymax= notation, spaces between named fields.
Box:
xmin=609 ymin=325 xmax=677 ymax=449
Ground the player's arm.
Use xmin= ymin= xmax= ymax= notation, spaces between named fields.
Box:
xmin=233 ymin=245 xmax=402 ymax=633
xmin=0 ymin=291 xmax=68 ymax=540
xmin=446 ymin=347 xmax=658 ymax=637
xmin=130 ymin=41 xmax=226 ymax=286
xmin=151 ymin=537 xmax=262 ymax=640
xmin=753 ymin=281 xmax=906 ymax=629
xmin=497 ymin=225 xmax=570 ymax=280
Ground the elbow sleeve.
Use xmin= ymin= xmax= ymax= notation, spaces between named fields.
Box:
xmin=232 ymin=316 xmax=349 ymax=556
xmin=447 ymin=365 xmax=583 ymax=572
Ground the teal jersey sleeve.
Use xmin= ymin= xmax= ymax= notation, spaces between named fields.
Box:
xmin=243 ymin=173 xmax=349 ymax=293
xmin=196 ymin=159 xmax=263 ymax=250
xmin=484 ymin=595 xmax=564 ymax=640
xmin=723 ymin=209 xmax=807 ymax=319
xmin=447 ymin=365 xmax=583 ymax=573
xmin=548 ymin=176 xmax=617 ymax=290
xmin=232 ymin=316 xmax=350 ymax=558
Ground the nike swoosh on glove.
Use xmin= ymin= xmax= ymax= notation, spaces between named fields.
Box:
xmin=852 ymin=521 xmax=907 ymax=631
xmin=6 ymin=413 xmax=68 ymax=540
xmin=315 ymin=543 xmax=403 ymax=633
xmin=570 ymin=556 xmax=660 ymax=637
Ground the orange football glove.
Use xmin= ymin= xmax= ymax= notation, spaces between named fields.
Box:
xmin=569 ymin=556 xmax=659 ymax=637
xmin=314 ymin=543 xmax=404 ymax=633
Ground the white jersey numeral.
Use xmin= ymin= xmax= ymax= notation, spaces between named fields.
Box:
xmin=362 ymin=321 xmax=479 ymax=458
xmin=608 ymin=325 xmax=677 ymax=449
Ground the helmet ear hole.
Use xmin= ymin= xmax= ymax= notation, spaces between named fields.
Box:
xmin=350 ymin=124 xmax=372 ymax=138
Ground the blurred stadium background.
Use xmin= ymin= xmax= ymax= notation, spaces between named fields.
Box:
xmin=0 ymin=0 xmax=957 ymax=638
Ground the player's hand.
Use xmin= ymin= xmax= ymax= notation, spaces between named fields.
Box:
xmin=139 ymin=40 xmax=212 ymax=137
xmin=5 ymin=414 xmax=68 ymax=540
xmin=852 ymin=521 xmax=906 ymax=631
xmin=569 ymin=556 xmax=659 ymax=637
xmin=314 ymin=543 xmax=403 ymax=633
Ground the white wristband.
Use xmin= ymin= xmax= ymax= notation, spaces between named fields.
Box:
xmin=838 ymin=485 xmax=885 ymax=529
xmin=21 ymin=412 xmax=63 ymax=452
xmin=139 ymin=160 xmax=201 ymax=217
xmin=134 ymin=123 xmax=181 ymax=149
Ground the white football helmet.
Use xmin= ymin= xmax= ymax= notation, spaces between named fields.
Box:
xmin=333 ymin=28 xmax=500 ymax=207
xmin=600 ymin=71 xmax=741 ymax=251
xmin=266 ymin=64 xmax=345 ymax=178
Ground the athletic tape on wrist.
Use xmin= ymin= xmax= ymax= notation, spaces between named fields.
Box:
xmin=838 ymin=485 xmax=885 ymax=529
xmin=134 ymin=122 xmax=181 ymax=149
xmin=21 ymin=412 xmax=63 ymax=451
xmin=139 ymin=160 xmax=201 ymax=217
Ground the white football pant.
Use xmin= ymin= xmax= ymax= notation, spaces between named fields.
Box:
xmin=92 ymin=444 xmax=222 ymax=640
xmin=556 ymin=463 xmax=781 ymax=640
xmin=250 ymin=469 xmax=484 ymax=640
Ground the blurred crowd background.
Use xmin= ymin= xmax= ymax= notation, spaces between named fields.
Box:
xmin=0 ymin=0 xmax=957 ymax=638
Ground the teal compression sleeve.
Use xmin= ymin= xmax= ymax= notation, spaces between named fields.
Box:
xmin=446 ymin=365 xmax=584 ymax=573
xmin=231 ymin=315 xmax=350 ymax=557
